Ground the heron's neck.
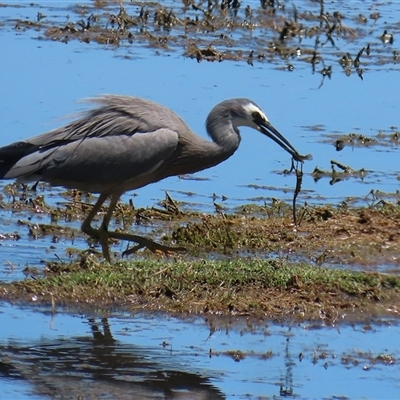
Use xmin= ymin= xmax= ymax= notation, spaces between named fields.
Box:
xmin=193 ymin=134 xmax=239 ymax=171
xmin=162 ymin=130 xmax=240 ymax=178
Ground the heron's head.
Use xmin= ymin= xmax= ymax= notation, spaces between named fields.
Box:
xmin=219 ymin=98 xmax=308 ymax=162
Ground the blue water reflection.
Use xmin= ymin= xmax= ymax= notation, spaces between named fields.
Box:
xmin=0 ymin=303 xmax=400 ymax=399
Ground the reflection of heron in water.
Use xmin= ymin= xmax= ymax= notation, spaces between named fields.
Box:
xmin=0 ymin=317 xmax=225 ymax=399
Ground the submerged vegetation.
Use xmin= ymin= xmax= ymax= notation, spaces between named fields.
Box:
xmin=2 ymin=183 xmax=400 ymax=266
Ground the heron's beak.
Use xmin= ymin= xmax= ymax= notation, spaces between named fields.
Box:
xmin=257 ymin=120 xmax=312 ymax=162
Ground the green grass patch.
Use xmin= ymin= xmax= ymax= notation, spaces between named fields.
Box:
xmin=1 ymin=257 xmax=399 ymax=320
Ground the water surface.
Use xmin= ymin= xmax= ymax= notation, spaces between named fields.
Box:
xmin=1 ymin=1 xmax=400 ymax=398
xmin=1 ymin=304 xmax=400 ymax=399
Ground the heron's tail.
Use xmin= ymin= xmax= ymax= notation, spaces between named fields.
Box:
xmin=0 ymin=141 xmax=35 ymax=179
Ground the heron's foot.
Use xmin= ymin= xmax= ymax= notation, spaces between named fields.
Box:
xmin=107 ymin=231 xmax=186 ymax=257
xmin=81 ymin=224 xmax=112 ymax=262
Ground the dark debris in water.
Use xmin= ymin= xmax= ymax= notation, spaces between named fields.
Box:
xmin=1 ymin=182 xmax=400 ymax=269
xmin=2 ymin=1 xmax=400 ymax=82
xmin=320 ymin=130 xmax=400 ymax=151
xmin=311 ymin=160 xmax=367 ymax=185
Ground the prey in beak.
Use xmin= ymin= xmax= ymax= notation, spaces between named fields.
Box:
xmin=253 ymin=112 xmax=312 ymax=162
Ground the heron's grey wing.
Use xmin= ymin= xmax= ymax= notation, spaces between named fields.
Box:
xmin=4 ymin=128 xmax=179 ymax=193
xmin=21 ymin=95 xmax=187 ymax=144
xmin=0 ymin=96 xmax=188 ymax=182
xmin=0 ymin=109 xmax=141 ymax=179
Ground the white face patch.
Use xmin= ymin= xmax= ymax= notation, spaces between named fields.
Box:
xmin=231 ymin=102 xmax=269 ymax=131
xmin=243 ymin=103 xmax=268 ymax=117
xmin=233 ymin=103 xmax=268 ymax=130
xmin=242 ymin=103 xmax=268 ymax=122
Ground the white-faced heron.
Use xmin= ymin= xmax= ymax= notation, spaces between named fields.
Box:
xmin=0 ymin=95 xmax=308 ymax=261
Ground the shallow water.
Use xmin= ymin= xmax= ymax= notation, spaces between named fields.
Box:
xmin=1 ymin=303 xmax=400 ymax=400
xmin=1 ymin=1 xmax=400 ymax=398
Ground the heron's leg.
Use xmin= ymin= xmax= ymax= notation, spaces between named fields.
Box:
xmin=106 ymin=230 xmax=186 ymax=256
xmin=95 ymin=194 xmax=121 ymax=261
xmin=81 ymin=193 xmax=109 ymax=235
xmin=104 ymin=196 xmax=186 ymax=255
xmin=101 ymin=193 xmax=121 ymax=232
xmin=82 ymin=194 xmax=186 ymax=259
xmin=81 ymin=193 xmax=113 ymax=262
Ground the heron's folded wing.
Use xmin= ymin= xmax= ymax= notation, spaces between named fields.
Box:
xmin=10 ymin=96 xmax=187 ymax=146
xmin=4 ymin=129 xmax=179 ymax=192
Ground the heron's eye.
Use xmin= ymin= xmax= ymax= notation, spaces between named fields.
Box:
xmin=252 ymin=111 xmax=262 ymax=121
